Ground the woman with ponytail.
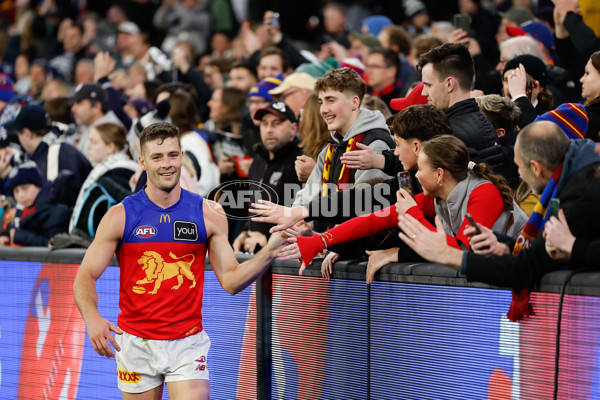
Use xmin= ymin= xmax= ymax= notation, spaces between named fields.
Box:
xmin=279 ymin=135 xmax=526 ymax=282
xmin=581 ymin=51 xmax=600 ymax=142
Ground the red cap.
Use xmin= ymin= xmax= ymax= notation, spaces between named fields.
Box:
xmin=389 ymin=82 xmax=428 ymax=111
xmin=506 ymin=25 xmax=527 ymax=37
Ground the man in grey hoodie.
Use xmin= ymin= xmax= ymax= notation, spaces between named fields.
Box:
xmin=292 ymin=67 xmax=394 ymax=207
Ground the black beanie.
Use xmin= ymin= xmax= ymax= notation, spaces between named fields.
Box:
xmin=503 ymin=54 xmax=547 ymax=87
xmin=6 ymin=161 xmax=44 ymax=195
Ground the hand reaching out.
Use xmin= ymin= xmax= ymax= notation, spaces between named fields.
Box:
xmin=249 ymin=200 xmax=308 ymax=233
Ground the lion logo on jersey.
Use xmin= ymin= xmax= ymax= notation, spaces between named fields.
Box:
xmin=135 ymin=251 xmax=197 ymax=295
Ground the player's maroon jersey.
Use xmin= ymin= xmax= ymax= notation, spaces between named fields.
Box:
xmin=116 ymin=189 xmax=208 ymax=339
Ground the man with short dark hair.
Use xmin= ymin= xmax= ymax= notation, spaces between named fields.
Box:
xmin=71 ymin=83 xmax=124 ymax=158
xmin=257 ymin=47 xmax=289 ymax=80
xmin=233 ymin=101 xmax=303 ymax=253
xmin=74 ymin=121 xmax=286 ymax=399
xmin=227 ymin=60 xmax=258 ymax=94
xmin=418 ymin=43 xmax=497 ymax=151
xmin=365 ymin=48 xmax=403 ymax=109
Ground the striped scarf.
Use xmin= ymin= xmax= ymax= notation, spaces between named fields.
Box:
xmin=508 ymin=163 xmax=563 ymax=322
xmin=322 ymin=133 xmax=365 ymax=196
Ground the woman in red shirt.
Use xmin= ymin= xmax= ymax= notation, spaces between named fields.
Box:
xmin=279 ymin=135 xmax=521 ymax=281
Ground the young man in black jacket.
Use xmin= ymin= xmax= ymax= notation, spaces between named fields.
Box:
xmin=418 ymin=43 xmax=498 ymax=151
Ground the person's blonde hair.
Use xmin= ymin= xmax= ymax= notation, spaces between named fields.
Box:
xmin=94 ymin=122 xmax=129 ymax=153
xmin=299 ymin=93 xmax=330 ymax=160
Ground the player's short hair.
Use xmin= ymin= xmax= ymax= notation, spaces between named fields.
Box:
xmin=140 ymin=122 xmax=180 ymax=154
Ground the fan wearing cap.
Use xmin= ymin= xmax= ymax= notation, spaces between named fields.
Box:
xmin=71 ymin=83 xmax=125 ymax=159
xmin=502 ymin=54 xmax=552 ymax=128
xmin=246 ymin=74 xmax=283 ymax=128
xmin=241 ymin=74 xmax=283 ymax=159
xmin=233 ymin=101 xmax=303 ymax=253
xmin=268 ymin=72 xmax=315 ymax=119
xmin=1 ymin=161 xmax=72 ymax=247
xmin=506 ymin=21 xmax=555 ymax=62
xmin=496 ymin=6 xmax=534 ymax=46
xmin=4 ymin=103 xmax=92 ymax=205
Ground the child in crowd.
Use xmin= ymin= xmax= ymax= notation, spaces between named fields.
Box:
xmin=2 ymin=161 xmax=71 ymax=247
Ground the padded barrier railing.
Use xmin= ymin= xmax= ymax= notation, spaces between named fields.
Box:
xmin=1 ymin=247 xmax=599 ymax=399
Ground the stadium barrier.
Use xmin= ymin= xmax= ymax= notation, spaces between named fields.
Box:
xmin=1 ymin=247 xmax=598 ymax=399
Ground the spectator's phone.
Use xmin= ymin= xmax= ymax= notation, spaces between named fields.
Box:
xmin=452 ymin=13 xmax=470 ymax=32
xmin=271 ymin=12 xmax=280 ymax=27
xmin=465 ymin=213 xmax=482 ymax=235
xmin=550 ymin=198 xmax=560 ymax=218
xmin=397 ymin=171 xmax=413 ymax=196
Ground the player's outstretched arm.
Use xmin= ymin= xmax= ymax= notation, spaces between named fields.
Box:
xmin=73 ymin=205 xmax=125 ymax=358
xmin=205 ymin=200 xmax=287 ymax=295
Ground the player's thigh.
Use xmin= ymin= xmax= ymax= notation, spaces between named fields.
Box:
xmin=166 ymin=379 xmax=210 ymax=400
xmin=122 ymin=385 xmax=164 ymax=400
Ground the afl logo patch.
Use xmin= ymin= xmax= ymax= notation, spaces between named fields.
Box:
xmin=135 ymin=225 xmax=157 ymax=238
xmin=174 ymin=221 xmax=198 ymax=241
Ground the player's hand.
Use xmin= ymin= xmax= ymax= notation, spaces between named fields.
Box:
xmin=365 ymin=248 xmax=399 ymax=284
xmin=86 ymin=315 xmax=123 ymax=358
xmin=321 ymin=251 xmax=339 ymax=281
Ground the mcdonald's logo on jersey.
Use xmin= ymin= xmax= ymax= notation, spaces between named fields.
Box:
xmin=160 ymin=214 xmax=171 ymax=223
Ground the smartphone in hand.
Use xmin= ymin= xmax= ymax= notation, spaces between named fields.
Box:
xmin=452 ymin=13 xmax=470 ymax=32
xmin=550 ymin=198 xmax=560 ymax=218
xmin=465 ymin=213 xmax=482 ymax=235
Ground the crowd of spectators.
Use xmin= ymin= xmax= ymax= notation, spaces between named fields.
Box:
xmin=0 ymin=0 xmax=597 ymax=298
